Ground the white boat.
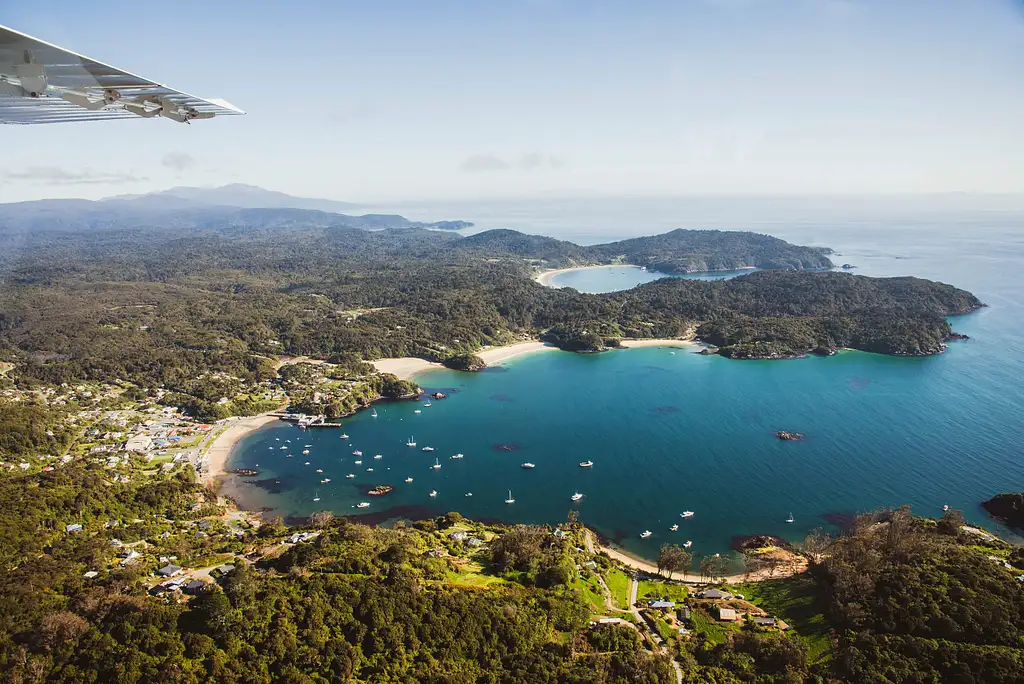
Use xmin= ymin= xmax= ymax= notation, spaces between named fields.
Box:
xmin=431 ymin=458 xmax=441 ymax=470
xmin=429 ymin=490 xmax=437 ymax=497
xmin=451 ymin=453 xmax=464 ymax=459
xmin=302 ymin=449 xmax=310 ymax=455
xmin=304 ymin=444 xmax=312 ymax=448
xmin=407 ymin=437 xmax=416 ymax=447
xmin=785 ymin=513 xmax=795 ymax=524
xmin=424 ymin=402 xmax=432 ymax=407
xmin=683 ymin=540 xmax=692 ymax=548
xmin=579 ymin=460 xmax=593 ymax=468
xmin=371 ymin=409 xmax=377 ymax=418
xmin=414 ymin=410 xmax=421 ymax=414
xmin=422 ymin=446 xmax=434 ymax=452
xmin=405 ymin=477 xmax=413 ymax=483
xmin=279 ymin=446 xmax=287 ymax=450
xmin=366 ymin=468 xmax=373 ymax=472
xmin=465 ymin=492 xmax=473 ymax=497
xmin=670 ymin=524 xmax=679 ymax=531
xmin=275 ymin=438 xmax=280 ymax=441
xmin=571 ymin=492 xmax=583 ymax=502
xmin=669 ymin=351 xmax=675 ymax=355
xmin=268 ymin=447 xmax=274 ymax=450
xmin=354 ymin=460 xmax=362 ymax=465
xmin=346 ymin=474 xmax=355 ymax=479
xmin=316 ymin=468 xmax=323 ymax=473
xmin=356 ymin=502 xmax=370 ymax=508
xmin=374 ymin=454 xmax=382 ymax=459
xmin=286 ymin=454 xmax=294 ymax=458
xmin=320 ymin=478 xmax=330 ymax=484
xmin=505 ymin=489 xmax=515 ymax=504
xmin=304 ymin=461 xmax=310 ymax=465
xmin=943 ymin=504 xmax=949 ymax=512
xmin=680 ymin=511 xmax=694 ymax=518
xmin=640 ymin=530 xmax=652 ymax=539
xmin=353 ymin=450 xmax=362 ymax=456
xmin=286 ymin=439 xmax=291 ymax=443
xmin=340 ymin=433 xmax=349 ymax=439
xmin=521 ymin=462 xmax=536 ymax=469
xmin=312 ymin=490 xmax=320 ymax=502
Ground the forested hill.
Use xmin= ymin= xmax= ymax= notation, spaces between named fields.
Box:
xmin=0 ymin=216 xmax=981 ymax=396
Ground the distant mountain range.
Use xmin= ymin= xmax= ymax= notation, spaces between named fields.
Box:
xmin=0 ymin=184 xmax=474 ymax=233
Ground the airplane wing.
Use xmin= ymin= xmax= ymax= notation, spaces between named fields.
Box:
xmin=0 ymin=23 xmax=244 ymax=124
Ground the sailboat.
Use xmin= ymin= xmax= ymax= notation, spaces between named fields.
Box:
xmin=423 ymin=401 xmax=431 ymax=407
xmin=785 ymin=512 xmax=795 ymax=524
xmin=431 ymin=458 xmax=441 ymax=470
xmin=505 ymin=489 xmax=515 ymax=504
xmin=312 ymin=490 xmax=320 ymax=502
xmin=371 ymin=408 xmax=377 ymax=418
xmin=571 ymin=492 xmax=583 ymax=502
xmin=407 ymin=436 xmax=416 ymax=447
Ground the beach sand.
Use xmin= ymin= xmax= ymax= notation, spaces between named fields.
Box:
xmin=534 ymin=264 xmax=640 ymax=287
xmin=619 ymin=339 xmax=695 ymax=349
xmin=204 ymin=414 xmax=280 ymax=484
xmin=372 ymin=340 xmax=559 ymax=380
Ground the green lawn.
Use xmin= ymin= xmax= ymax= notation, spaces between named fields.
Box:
xmin=730 ymin=576 xmax=832 ymax=662
xmin=605 ymin=568 xmax=632 ymax=609
xmin=573 ymin=576 xmax=607 ymax=614
xmin=446 ymin=569 xmax=507 ymax=588
xmin=689 ymin=607 xmax=731 ymax=645
xmin=638 ymin=579 xmax=689 ymax=603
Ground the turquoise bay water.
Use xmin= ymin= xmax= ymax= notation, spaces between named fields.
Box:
xmin=225 ymin=206 xmax=1024 ymax=563
xmin=550 ymin=265 xmax=754 ymax=293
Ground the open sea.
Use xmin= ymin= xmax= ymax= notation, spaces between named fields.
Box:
xmin=223 ymin=197 xmax=1024 ymax=564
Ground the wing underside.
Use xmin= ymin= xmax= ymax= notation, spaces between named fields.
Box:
xmin=0 ymin=23 xmax=243 ymax=124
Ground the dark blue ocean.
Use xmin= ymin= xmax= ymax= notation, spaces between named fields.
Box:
xmin=224 ymin=199 xmax=1024 ymax=562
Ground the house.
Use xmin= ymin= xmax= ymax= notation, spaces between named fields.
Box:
xmin=677 ymin=606 xmax=692 ymax=622
xmin=157 ymin=564 xmax=183 ymax=577
xmin=753 ymin=616 xmax=776 ymax=628
xmin=677 ymin=627 xmax=691 ymax=636
xmin=701 ymin=589 xmax=733 ymax=600
xmin=124 ymin=435 xmax=153 ymax=453
xmin=584 ymin=561 xmax=598 ymax=571
xmin=65 ymin=523 xmax=83 ymax=533
xmin=83 ymin=570 xmax=99 ymax=579
xmin=649 ymin=600 xmax=675 ymax=609
xmin=425 ymin=547 xmax=445 ymax=558
xmin=598 ymin=617 xmax=625 ymax=625
xmin=214 ymin=564 xmax=236 ymax=575
xmin=183 ymin=580 xmax=206 ymax=594
xmin=449 ymin=531 xmax=468 ymax=541
xmin=119 ymin=549 xmax=142 ymax=566
xmin=717 ymin=607 xmax=739 ymax=622
xmin=553 ymin=529 xmax=567 ymax=538
xmin=197 ymin=519 xmax=213 ymax=530
xmin=466 ymin=537 xmax=484 ymax=547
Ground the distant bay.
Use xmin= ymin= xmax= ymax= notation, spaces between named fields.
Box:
xmin=545 ymin=264 xmax=755 ymax=293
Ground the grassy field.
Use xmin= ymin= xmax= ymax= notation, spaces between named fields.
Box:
xmin=573 ymin=576 xmax=607 ymax=614
xmin=605 ymin=568 xmax=632 ymax=609
xmin=689 ymin=607 xmax=732 ymax=644
xmin=638 ymin=579 xmax=689 ymax=603
xmin=729 ymin=576 xmax=832 ymax=662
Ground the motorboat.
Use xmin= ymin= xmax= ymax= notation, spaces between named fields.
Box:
xmin=680 ymin=511 xmax=694 ymax=518
xmin=279 ymin=446 xmax=287 ymax=450
xmin=571 ymin=492 xmax=583 ymax=502
xmin=521 ymin=463 xmax=536 ymax=469
xmin=356 ymin=502 xmax=370 ymax=508
xmin=465 ymin=492 xmax=473 ymax=497
xmin=451 ymin=453 xmax=464 ymax=459
xmin=683 ymin=540 xmax=692 ymax=548
xmin=366 ymin=468 xmax=373 ymax=472
xmin=579 ymin=460 xmax=593 ymax=468
xmin=304 ymin=444 xmax=312 ymax=448
xmin=316 ymin=468 xmax=323 ymax=473
xmin=354 ymin=460 xmax=362 ymax=465
xmin=374 ymin=454 xmax=382 ymax=459
xmin=422 ymin=446 xmax=434 ymax=452
xmin=405 ymin=477 xmax=413 ymax=483
xmin=505 ymin=489 xmax=515 ymax=504
xmin=353 ymin=450 xmax=362 ymax=456
xmin=670 ymin=524 xmax=678 ymax=531
xmin=304 ymin=461 xmax=310 ymax=465
xmin=943 ymin=504 xmax=949 ymax=512
xmin=414 ymin=410 xmax=421 ymax=414
xmin=320 ymin=478 xmax=330 ymax=484
xmin=340 ymin=433 xmax=349 ymax=439
xmin=302 ymin=449 xmax=310 ymax=455
xmin=429 ymin=490 xmax=437 ymax=497
xmin=346 ymin=474 xmax=355 ymax=479
xmin=640 ymin=530 xmax=652 ymax=539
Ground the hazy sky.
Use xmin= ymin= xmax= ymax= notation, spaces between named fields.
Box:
xmin=3 ymin=0 xmax=1024 ymax=203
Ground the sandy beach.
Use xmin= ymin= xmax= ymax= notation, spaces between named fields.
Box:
xmin=619 ymin=338 xmax=696 ymax=349
xmin=372 ymin=340 xmax=558 ymax=380
xmin=203 ymin=414 xmax=280 ymax=484
xmin=534 ymin=264 xmax=639 ymax=287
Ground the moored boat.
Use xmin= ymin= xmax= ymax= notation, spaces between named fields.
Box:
xmin=579 ymin=460 xmax=593 ymax=468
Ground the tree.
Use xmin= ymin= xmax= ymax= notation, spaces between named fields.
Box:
xmin=699 ymin=556 xmax=716 ymax=583
xmin=657 ymin=544 xmax=692 ymax=579
xmin=310 ymin=510 xmax=335 ymax=528
xmin=491 ymin=525 xmax=548 ymax=572
xmin=937 ymin=508 xmax=964 ymax=536
xmin=799 ymin=527 xmax=833 ymax=564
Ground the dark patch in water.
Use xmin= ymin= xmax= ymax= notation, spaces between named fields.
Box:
xmin=644 ymin=365 xmax=666 ymax=372
xmin=420 ymin=386 xmax=459 ymax=396
xmin=819 ymin=511 xmax=858 ymax=532
xmin=849 ymin=377 xmax=871 ymax=391
xmin=250 ymin=477 xmax=294 ymax=495
xmin=481 ymin=366 xmax=509 ymax=373
xmin=490 ymin=393 xmax=514 ymax=403
xmin=652 ymin=405 xmax=680 ymax=415
xmin=492 ymin=443 xmax=520 ymax=452
xmin=341 ymin=504 xmax=440 ymax=526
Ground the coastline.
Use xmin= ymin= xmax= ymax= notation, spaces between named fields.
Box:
xmin=619 ymin=338 xmax=696 ymax=349
xmin=534 ymin=263 xmax=639 ymax=287
xmin=202 ymin=414 xmax=280 ymax=485
xmin=371 ymin=340 xmax=558 ymax=380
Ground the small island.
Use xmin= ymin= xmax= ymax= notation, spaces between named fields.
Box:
xmin=366 ymin=485 xmax=394 ymax=496
xmin=776 ymin=431 xmax=804 ymax=441
xmin=443 ymin=354 xmax=486 ymax=372
xmin=230 ymin=468 xmax=260 ymax=477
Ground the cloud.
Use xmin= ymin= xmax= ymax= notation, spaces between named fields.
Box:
xmin=460 ymin=153 xmax=566 ymax=173
xmin=2 ymin=166 xmax=149 ymax=185
xmin=161 ymin=152 xmax=197 ymax=172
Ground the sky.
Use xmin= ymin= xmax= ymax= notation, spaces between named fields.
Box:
xmin=3 ymin=0 xmax=1024 ymax=203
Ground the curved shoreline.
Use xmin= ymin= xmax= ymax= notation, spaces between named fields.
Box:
xmin=202 ymin=414 xmax=281 ymax=485
xmin=534 ymin=264 xmax=641 ymax=287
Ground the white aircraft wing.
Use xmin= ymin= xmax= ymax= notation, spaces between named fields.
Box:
xmin=0 ymin=23 xmax=243 ymax=124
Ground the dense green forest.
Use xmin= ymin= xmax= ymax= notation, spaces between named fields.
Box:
xmin=0 ymin=220 xmax=981 ymax=405
xmin=1 ymin=462 xmax=1021 ymax=683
